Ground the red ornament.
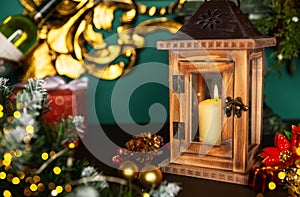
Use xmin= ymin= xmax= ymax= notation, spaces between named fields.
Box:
xmin=112 ymin=155 xmax=122 ymax=166
xmin=291 ymin=125 xmax=300 ymax=148
xmin=116 ymin=148 xmax=124 ymax=155
xmin=292 ymin=125 xmax=300 ymax=133
xmin=248 ymin=167 xmax=281 ymax=193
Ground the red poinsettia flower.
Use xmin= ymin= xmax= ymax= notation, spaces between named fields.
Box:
xmin=261 ymin=133 xmax=295 ymax=167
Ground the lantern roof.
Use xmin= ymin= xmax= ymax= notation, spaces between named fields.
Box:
xmin=157 ymin=0 xmax=276 ymax=50
xmin=173 ymin=0 xmax=263 ymax=40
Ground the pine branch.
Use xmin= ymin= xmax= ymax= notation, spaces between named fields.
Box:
xmin=36 ymin=148 xmax=69 ymax=174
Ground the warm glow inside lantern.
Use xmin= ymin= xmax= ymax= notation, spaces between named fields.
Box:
xmin=157 ymin=0 xmax=276 ymax=184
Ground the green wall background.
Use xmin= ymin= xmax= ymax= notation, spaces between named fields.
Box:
xmin=1 ymin=0 xmax=300 ymax=125
xmin=264 ymin=48 xmax=300 ymax=120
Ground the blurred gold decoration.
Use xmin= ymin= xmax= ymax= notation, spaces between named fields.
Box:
xmin=56 ymin=54 xmax=85 ymax=78
xmin=133 ymin=17 xmax=183 ymax=36
xmin=138 ymin=165 xmax=163 ymax=188
xmin=56 ymin=0 xmax=88 ymax=16
xmin=47 ymin=0 xmax=93 ymax=54
xmin=23 ymin=42 xmax=57 ymax=79
xmin=19 ymin=0 xmax=183 ymax=80
xmin=136 ymin=0 xmax=186 ymax=15
xmin=118 ymin=160 xmax=139 ymax=180
xmin=20 ymin=0 xmax=88 ymax=15
xmin=92 ymin=2 xmax=135 ymax=30
xmin=19 ymin=0 xmax=40 ymax=12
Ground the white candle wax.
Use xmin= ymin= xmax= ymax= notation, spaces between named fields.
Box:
xmin=198 ymin=85 xmax=222 ymax=145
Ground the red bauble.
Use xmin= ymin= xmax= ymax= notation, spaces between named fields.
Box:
xmin=292 ymin=125 xmax=300 ymax=132
xmin=112 ymin=155 xmax=122 ymax=166
xmin=116 ymin=147 xmax=124 ymax=155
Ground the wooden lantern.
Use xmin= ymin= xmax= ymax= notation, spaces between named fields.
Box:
xmin=157 ymin=0 xmax=276 ymax=185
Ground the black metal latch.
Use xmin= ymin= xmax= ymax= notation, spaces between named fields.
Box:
xmin=225 ymin=97 xmax=248 ymax=118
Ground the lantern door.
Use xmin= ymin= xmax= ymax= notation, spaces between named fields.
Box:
xmin=169 ymin=58 xmax=235 ymax=171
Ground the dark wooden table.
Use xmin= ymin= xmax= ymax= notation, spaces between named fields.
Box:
xmin=76 ymin=124 xmax=287 ymax=197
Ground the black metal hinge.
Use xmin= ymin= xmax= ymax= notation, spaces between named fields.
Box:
xmin=173 ymin=122 xmax=185 ymax=140
xmin=173 ymin=75 xmax=185 ymax=93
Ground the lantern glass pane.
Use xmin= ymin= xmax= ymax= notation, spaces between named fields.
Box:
xmin=178 ymin=61 xmax=234 ymax=158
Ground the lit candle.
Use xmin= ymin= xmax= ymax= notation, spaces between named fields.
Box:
xmin=198 ymin=84 xmax=222 ymax=145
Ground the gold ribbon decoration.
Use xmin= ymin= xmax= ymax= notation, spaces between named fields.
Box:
xmin=136 ymin=0 xmax=186 ymax=16
xmin=19 ymin=0 xmax=183 ymax=80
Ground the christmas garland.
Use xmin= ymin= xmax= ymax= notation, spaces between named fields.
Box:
xmin=249 ymin=125 xmax=300 ymax=196
xmin=0 ymin=78 xmax=181 ymax=197
xmin=253 ymin=0 xmax=300 ymax=74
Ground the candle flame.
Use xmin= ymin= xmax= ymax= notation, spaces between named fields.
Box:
xmin=213 ymin=84 xmax=219 ymax=99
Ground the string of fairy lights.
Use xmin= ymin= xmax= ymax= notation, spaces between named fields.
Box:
xmin=0 ymin=77 xmax=181 ymax=196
